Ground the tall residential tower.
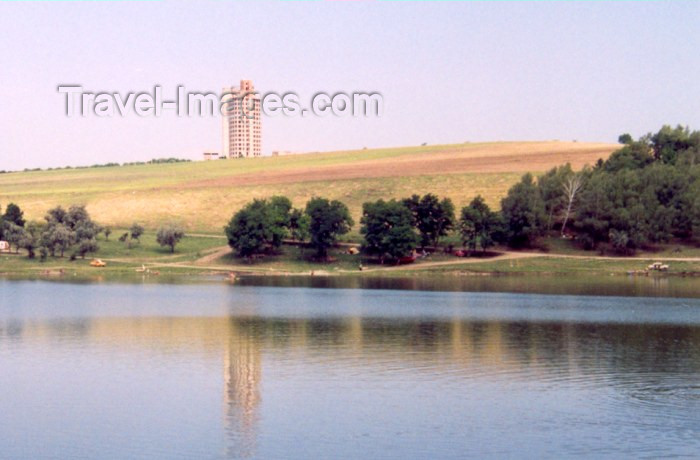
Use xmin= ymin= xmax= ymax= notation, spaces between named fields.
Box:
xmin=221 ymin=80 xmax=261 ymax=158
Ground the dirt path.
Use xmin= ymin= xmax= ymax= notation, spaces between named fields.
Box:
xmin=136 ymin=245 xmax=700 ymax=275
xmin=194 ymin=245 xmax=232 ymax=265
xmin=187 ymin=233 xmax=227 ymax=239
xmin=364 ymin=251 xmax=700 ymax=273
xmin=358 ymin=252 xmax=541 ymax=272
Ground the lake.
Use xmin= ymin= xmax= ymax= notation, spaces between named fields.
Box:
xmin=1 ymin=279 xmax=699 ymax=459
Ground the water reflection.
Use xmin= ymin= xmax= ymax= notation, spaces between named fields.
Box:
xmin=236 ymin=273 xmax=700 ymax=298
xmin=1 ymin=284 xmax=700 ymax=458
xmin=224 ymin=320 xmax=261 ymax=458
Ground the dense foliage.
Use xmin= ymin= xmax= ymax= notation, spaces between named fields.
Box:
xmin=402 ymin=194 xmax=455 ymax=248
xmin=361 ymin=199 xmax=418 ymax=262
xmin=224 ymin=197 xmax=293 ymax=258
xmin=459 ymin=196 xmax=501 ymax=252
xmin=305 ymin=197 xmax=354 ymax=259
xmin=39 ymin=205 xmax=101 ymax=258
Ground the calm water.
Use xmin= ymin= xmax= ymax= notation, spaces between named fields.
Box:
xmin=1 ymin=280 xmax=700 ymax=459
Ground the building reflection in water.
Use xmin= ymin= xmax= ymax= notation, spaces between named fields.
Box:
xmin=4 ymin=310 xmax=699 ymax=458
xmin=224 ymin=319 xmax=261 ymax=459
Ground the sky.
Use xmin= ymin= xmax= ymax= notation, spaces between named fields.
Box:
xmin=1 ymin=1 xmax=699 ymax=170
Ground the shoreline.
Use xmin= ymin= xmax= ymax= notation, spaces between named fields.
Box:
xmin=2 ymin=233 xmax=700 ymax=285
xmin=2 ymin=256 xmax=699 ymax=281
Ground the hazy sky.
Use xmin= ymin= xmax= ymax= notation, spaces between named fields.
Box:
xmin=1 ymin=1 xmax=699 ymax=169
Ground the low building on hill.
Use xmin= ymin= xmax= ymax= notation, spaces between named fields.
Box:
xmin=203 ymin=152 xmax=220 ymax=161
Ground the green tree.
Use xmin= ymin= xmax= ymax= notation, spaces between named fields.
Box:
xmin=45 ymin=206 xmax=68 ymax=225
xmin=289 ymin=208 xmax=310 ymax=243
xmin=225 ymin=199 xmax=288 ymax=258
xmin=618 ymin=133 xmax=633 ymax=144
xmin=305 ymin=197 xmax=353 ymax=259
xmin=43 ymin=223 xmax=75 ymax=257
xmin=75 ymin=238 xmax=99 ymax=259
xmin=650 ymin=125 xmax=700 ymax=165
xmin=608 ymin=229 xmax=632 ymax=255
xmin=575 ymin=169 xmax=650 ymax=253
xmin=41 ymin=205 xmax=100 ymax=258
xmin=3 ymin=203 xmax=25 ymax=227
xmin=538 ymin=164 xmax=574 ymax=231
xmin=639 ymin=164 xmax=691 ymax=241
xmin=402 ymin=193 xmax=455 ymax=248
xmin=289 ymin=208 xmax=310 ymax=257
xmin=66 ymin=205 xmax=92 ymax=230
xmin=361 ymin=199 xmax=418 ymax=263
xmin=4 ymin=223 xmax=25 ymax=253
xmin=39 ymin=205 xmax=102 ymax=258
xmin=500 ymin=173 xmax=546 ymax=248
xmin=19 ymin=222 xmax=42 ymax=259
xmin=267 ymin=196 xmax=293 ymax=247
xmin=459 ymin=196 xmax=499 ymax=253
xmin=156 ymin=223 xmax=185 ymax=253
xmin=603 ymin=140 xmax=654 ymax=173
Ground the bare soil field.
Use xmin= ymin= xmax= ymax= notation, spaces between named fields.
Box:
xmin=175 ymin=141 xmax=616 ymax=190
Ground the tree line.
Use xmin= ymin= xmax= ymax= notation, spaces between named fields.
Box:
xmin=8 ymin=157 xmax=191 ymax=174
xmin=510 ymin=124 xmax=700 ymax=254
xmin=0 ymin=204 xmax=186 ymax=260
xmin=226 ymin=124 xmax=700 ymax=260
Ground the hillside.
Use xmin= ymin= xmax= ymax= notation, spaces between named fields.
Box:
xmin=0 ymin=141 xmax=617 ymax=234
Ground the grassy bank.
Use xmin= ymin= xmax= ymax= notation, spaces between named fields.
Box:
xmin=2 ymin=231 xmax=699 ymax=281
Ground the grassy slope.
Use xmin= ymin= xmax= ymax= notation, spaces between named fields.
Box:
xmin=0 ymin=141 xmax=616 ymax=235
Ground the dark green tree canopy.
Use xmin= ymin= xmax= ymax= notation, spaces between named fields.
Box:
xmin=650 ymin=125 xmax=700 ymax=165
xmin=538 ymin=164 xmax=574 ymax=230
xmin=603 ymin=141 xmax=654 ymax=173
xmin=3 ymin=203 xmax=25 ymax=227
xmin=361 ymin=199 xmax=418 ymax=262
xmin=574 ymin=162 xmax=698 ymax=251
xmin=401 ymin=193 xmax=455 ymax=248
xmin=500 ymin=173 xmax=546 ymax=248
xmin=305 ymin=197 xmax=353 ymax=259
xmin=605 ymin=125 xmax=700 ymax=171
xmin=460 ymin=195 xmax=500 ymax=252
xmin=288 ymin=208 xmax=310 ymax=243
xmin=618 ymin=133 xmax=633 ymax=145
xmin=225 ymin=198 xmax=291 ymax=258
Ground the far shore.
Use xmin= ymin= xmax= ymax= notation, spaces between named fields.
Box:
xmin=2 ymin=231 xmax=700 ymax=283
